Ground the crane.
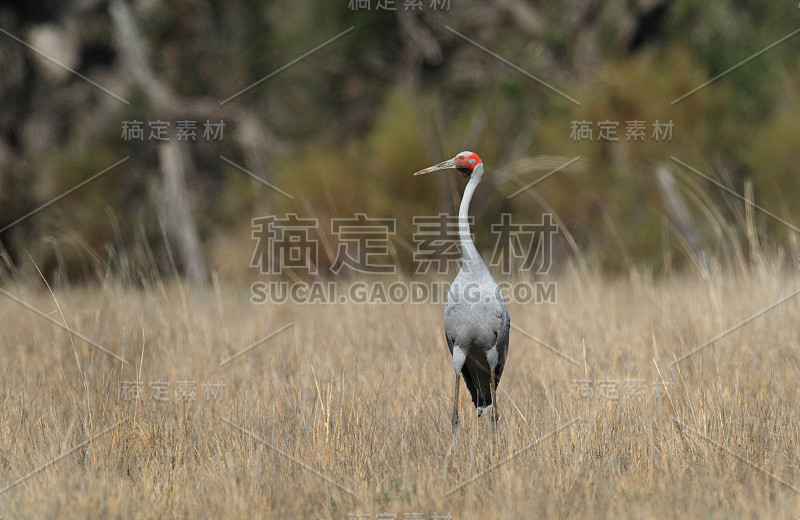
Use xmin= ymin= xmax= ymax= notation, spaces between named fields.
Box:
xmin=414 ymin=151 xmax=510 ymax=430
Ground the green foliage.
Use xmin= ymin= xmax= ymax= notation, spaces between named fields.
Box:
xmin=4 ymin=1 xmax=800 ymax=280
xmin=376 ymin=475 xmax=418 ymax=506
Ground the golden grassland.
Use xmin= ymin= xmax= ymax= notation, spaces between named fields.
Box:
xmin=1 ymin=263 xmax=800 ymax=519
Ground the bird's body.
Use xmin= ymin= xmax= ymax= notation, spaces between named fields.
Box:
xmin=414 ymin=151 xmax=510 ymax=428
xmin=445 ymin=268 xmax=509 ymax=407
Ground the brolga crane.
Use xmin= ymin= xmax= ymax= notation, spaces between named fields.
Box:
xmin=414 ymin=151 xmax=510 ymax=430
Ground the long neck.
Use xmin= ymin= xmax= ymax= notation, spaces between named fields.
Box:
xmin=458 ymin=165 xmax=485 ymax=272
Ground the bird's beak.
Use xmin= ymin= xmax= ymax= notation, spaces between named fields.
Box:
xmin=413 ymin=158 xmax=455 ymax=176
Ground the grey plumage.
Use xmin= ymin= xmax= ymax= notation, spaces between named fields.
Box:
xmin=414 ymin=151 xmax=510 ymax=428
xmin=445 ymin=263 xmax=510 ymax=410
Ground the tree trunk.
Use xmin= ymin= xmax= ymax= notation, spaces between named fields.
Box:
xmin=158 ymin=141 xmax=207 ymax=284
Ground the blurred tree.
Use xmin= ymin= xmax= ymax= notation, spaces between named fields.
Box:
xmin=1 ymin=0 xmax=799 ymax=282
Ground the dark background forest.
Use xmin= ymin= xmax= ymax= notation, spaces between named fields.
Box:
xmin=1 ymin=0 xmax=799 ymax=284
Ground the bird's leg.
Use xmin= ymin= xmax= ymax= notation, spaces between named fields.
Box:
xmin=451 ymin=372 xmax=460 ymax=432
xmin=490 ymin=367 xmax=498 ymax=426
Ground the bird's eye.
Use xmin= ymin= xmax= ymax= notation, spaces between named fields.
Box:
xmin=458 ymin=155 xmax=465 ymax=160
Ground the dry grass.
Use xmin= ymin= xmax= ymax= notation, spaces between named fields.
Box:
xmin=2 ymin=263 xmax=800 ymax=519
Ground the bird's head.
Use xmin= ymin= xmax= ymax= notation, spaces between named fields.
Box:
xmin=413 ymin=151 xmax=483 ymax=179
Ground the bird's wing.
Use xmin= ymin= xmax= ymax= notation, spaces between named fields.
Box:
xmin=444 ymin=318 xmax=455 ymax=356
xmin=494 ymin=295 xmax=510 ymax=380
xmin=444 ymin=275 xmax=509 ymax=355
